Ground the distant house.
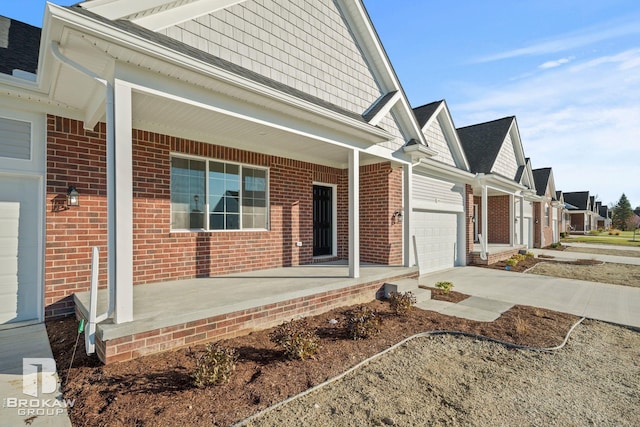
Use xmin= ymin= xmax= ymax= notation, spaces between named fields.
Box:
xmin=532 ymin=167 xmax=560 ymax=246
xmin=563 ymin=191 xmax=599 ymax=233
xmin=596 ymin=202 xmax=611 ymax=230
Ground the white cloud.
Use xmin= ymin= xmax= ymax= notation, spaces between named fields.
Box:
xmin=452 ymin=48 xmax=640 ymax=205
xmin=539 ymin=57 xmax=574 ymax=69
xmin=475 ymin=18 xmax=640 ymax=63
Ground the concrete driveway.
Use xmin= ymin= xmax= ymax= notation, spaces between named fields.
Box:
xmin=419 ymin=266 xmax=640 ymax=329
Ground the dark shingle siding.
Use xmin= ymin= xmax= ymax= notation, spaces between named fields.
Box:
xmin=0 ymin=16 xmax=41 ymax=76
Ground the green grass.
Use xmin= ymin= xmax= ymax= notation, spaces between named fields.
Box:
xmin=562 ymin=230 xmax=640 ymax=247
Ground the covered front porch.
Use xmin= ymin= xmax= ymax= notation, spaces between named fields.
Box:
xmin=74 ymin=262 xmax=418 ymax=364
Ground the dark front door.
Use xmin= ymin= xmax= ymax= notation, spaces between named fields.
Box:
xmin=313 ymin=185 xmax=332 ymax=256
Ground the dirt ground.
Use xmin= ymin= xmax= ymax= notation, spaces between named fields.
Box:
xmin=564 ymin=245 xmax=640 ymax=258
xmin=527 ymin=261 xmax=640 ymax=288
xmin=47 ymin=300 xmax=578 ymax=427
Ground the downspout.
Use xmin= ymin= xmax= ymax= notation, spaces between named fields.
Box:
xmin=50 ymin=42 xmax=115 ymax=353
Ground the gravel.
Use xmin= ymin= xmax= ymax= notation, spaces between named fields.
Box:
xmin=243 ymin=320 xmax=640 ymax=426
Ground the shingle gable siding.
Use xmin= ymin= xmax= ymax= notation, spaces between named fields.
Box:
xmin=159 ymin=0 xmax=406 ymax=148
xmin=491 ymin=133 xmax=518 ymax=179
xmin=424 ymin=118 xmax=456 ymax=166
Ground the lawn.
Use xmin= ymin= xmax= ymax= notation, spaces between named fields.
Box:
xmin=562 ymin=230 xmax=640 ymax=247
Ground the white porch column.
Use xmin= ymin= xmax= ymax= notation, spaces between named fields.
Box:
xmin=403 ymin=163 xmax=412 ymax=267
xmin=509 ymin=194 xmax=515 ymax=246
xmin=481 ymin=185 xmax=488 ymax=258
xmin=111 ymin=80 xmax=133 ymax=323
xmin=348 ymin=149 xmax=360 ymax=278
xmin=519 ymin=196 xmax=525 ymax=245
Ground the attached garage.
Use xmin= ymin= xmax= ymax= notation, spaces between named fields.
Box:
xmin=411 ymin=173 xmax=466 ymax=275
xmin=0 ymin=113 xmax=45 ymax=327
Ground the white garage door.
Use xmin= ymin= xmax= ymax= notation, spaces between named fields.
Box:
xmin=413 ymin=210 xmax=457 ymax=274
xmin=0 ymin=176 xmax=40 ymax=325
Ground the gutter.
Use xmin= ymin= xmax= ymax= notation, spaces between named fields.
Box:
xmin=50 ymin=41 xmax=115 ymax=354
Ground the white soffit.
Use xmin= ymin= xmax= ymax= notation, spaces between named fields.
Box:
xmin=131 ymin=0 xmax=249 ymax=31
xmin=79 ymin=0 xmax=181 ymax=20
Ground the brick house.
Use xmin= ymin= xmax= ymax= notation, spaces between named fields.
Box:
xmin=0 ymin=0 xmax=460 ymax=362
xmin=564 ymin=191 xmax=598 ymax=233
xmin=457 ymin=116 xmax=536 ymax=264
xmin=531 ymin=167 xmax=560 ymax=247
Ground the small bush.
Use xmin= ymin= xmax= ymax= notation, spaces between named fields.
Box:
xmin=525 ymin=251 xmax=534 ymax=258
xmin=269 ymin=319 xmax=320 ymax=360
xmin=560 ymin=232 xmax=567 ymax=238
xmin=513 ymin=253 xmax=526 ymax=262
xmin=515 ymin=316 xmax=530 ymax=336
xmin=345 ymin=305 xmax=382 ymax=340
xmin=609 ymin=229 xmax=621 ymax=236
xmin=435 ymin=281 xmax=454 ymax=294
xmin=388 ymin=291 xmax=417 ymax=316
xmin=550 ymin=242 xmax=561 ymax=248
xmin=506 ymin=258 xmax=518 ymax=267
xmin=192 ymin=344 xmax=238 ymax=388
xmin=588 ymin=229 xmax=600 ymax=235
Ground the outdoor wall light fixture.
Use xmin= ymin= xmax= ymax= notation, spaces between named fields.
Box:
xmin=67 ymin=186 xmax=79 ymax=207
xmin=392 ymin=210 xmax=403 ymax=225
xmin=535 ymin=218 xmax=539 ymax=224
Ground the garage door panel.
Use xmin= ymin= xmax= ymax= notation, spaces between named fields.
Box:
xmin=0 ymin=178 xmax=40 ymax=325
xmin=413 ymin=210 xmax=457 ymax=274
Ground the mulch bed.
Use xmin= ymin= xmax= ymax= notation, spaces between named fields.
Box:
xmin=47 ymin=299 xmax=578 ymax=427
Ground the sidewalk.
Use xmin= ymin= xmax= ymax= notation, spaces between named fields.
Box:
xmin=531 ymin=247 xmax=640 ymax=266
xmin=419 ymin=267 xmax=640 ymax=329
xmin=0 ymin=323 xmax=72 ymax=427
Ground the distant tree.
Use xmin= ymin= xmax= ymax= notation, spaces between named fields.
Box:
xmin=627 ymin=215 xmax=640 ymax=242
xmin=612 ymin=193 xmax=633 ymax=230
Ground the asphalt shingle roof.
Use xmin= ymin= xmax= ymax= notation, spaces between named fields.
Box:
xmin=563 ymin=191 xmax=590 ymax=210
xmin=457 ymin=116 xmax=515 ymax=175
xmin=413 ymin=100 xmax=443 ymax=128
xmin=0 ymin=16 xmax=41 ymax=76
xmin=532 ymin=168 xmax=552 ymax=197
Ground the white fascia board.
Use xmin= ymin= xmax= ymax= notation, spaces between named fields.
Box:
xmin=413 ymin=158 xmax=475 ymax=185
xmin=508 ymin=117 xmax=527 ymax=166
xmin=79 ymin=0 xmax=178 ymax=21
xmin=335 ymin=0 xmax=426 ymax=145
xmin=133 ymin=0 xmax=248 ymax=32
xmin=46 ymin=5 xmax=390 ymax=143
xmin=403 ymin=142 xmax=437 ymax=162
xmin=477 ymin=173 xmax=527 ymax=194
xmin=366 ymin=91 xmax=401 ymax=127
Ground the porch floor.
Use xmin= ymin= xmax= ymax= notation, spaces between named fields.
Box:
xmin=74 ymin=261 xmax=418 ymax=344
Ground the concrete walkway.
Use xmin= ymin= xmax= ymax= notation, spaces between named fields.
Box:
xmin=419 ymin=267 xmax=640 ymax=329
xmin=0 ymin=323 xmax=72 ymax=427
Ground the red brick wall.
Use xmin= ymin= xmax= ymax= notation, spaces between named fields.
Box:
xmin=45 ymin=116 xmax=402 ymax=318
xmin=359 ymin=163 xmax=403 ymax=265
xmin=533 ymin=200 xmax=554 ymax=247
xmin=487 ymin=195 xmax=511 ymax=244
xmin=45 ymin=117 xmax=336 ymax=317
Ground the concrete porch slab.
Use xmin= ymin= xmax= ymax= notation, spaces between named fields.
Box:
xmin=74 ymin=262 xmax=419 ymax=363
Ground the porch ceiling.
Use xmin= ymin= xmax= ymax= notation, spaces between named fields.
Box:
xmin=47 ymin=29 xmax=392 ymax=168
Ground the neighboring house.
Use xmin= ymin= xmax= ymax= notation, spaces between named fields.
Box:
xmin=457 ymin=116 xmax=534 ymax=263
xmin=0 ymin=0 xmax=440 ymax=363
xmin=564 ymin=191 xmax=598 ymax=233
xmin=531 ymin=167 xmax=559 ymax=247
xmin=596 ymin=202 xmax=611 ymax=230
xmin=556 ymin=191 xmax=571 ymax=235
xmin=408 ymin=100 xmax=474 ymax=273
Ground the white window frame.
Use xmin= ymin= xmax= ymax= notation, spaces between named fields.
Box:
xmin=170 ymin=153 xmax=269 ymax=232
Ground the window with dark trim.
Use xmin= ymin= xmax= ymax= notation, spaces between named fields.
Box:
xmin=170 ymin=155 xmax=268 ymax=231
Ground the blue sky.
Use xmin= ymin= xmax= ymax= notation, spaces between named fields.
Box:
xmin=2 ymin=1 xmax=639 ymax=207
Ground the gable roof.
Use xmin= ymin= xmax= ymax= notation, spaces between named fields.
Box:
xmin=71 ymin=0 xmax=428 ymax=147
xmin=411 ymin=99 xmax=470 ymax=170
xmin=457 ymin=116 xmax=516 ymax=175
xmin=563 ymin=191 xmax=590 ymax=210
xmin=532 ymin=168 xmax=552 ymax=197
xmin=0 ymin=16 xmax=41 ymax=76
xmin=590 ymin=196 xmax=596 ymax=212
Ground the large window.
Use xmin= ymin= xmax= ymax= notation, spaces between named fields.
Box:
xmin=171 ymin=155 xmax=268 ymax=231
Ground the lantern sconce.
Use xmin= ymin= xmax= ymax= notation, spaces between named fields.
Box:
xmin=67 ymin=186 xmax=79 ymax=207
xmin=392 ymin=210 xmax=403 ymax=225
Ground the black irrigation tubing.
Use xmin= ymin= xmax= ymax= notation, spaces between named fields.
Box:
xmin=234 ymin=316 xmax=586 ymax=426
